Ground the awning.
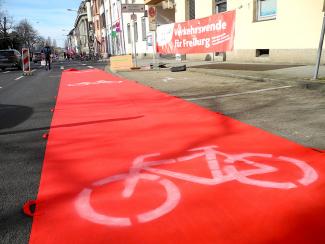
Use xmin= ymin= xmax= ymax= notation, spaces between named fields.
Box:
xmin=144 ymin=0 xmax=163 ymax=5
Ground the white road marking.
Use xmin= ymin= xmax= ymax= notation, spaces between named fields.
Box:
xmin=87 ymin=66 xmax=94 ymax=69
xmin=3 ymin=71 xmax=10 ymax=74
xmin=186 ymin=85 xmax=293 ymax=101
xmin=74 ymin=145 xmax=317 ymax=227
xmin=81 ymin=64 xmax=87 ymax=66
xmin=60 ymin=66 xmax=64 ymax=70
xmin=162 ymin=77 xmax=175 ymax=83
xmin=0 ymin=86 xmax=2 ymax=89
xmin=31 ymin=69 xmax=36 ymax=73
xmin=15 ymin=76 xmax=24 ymax=80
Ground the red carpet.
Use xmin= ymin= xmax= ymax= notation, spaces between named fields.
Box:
xmin=29 ymin=69 xmax=325 ymax=243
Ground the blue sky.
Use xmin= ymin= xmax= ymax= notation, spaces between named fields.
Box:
xmin=2 ymin=0 xmax=81 ymax=47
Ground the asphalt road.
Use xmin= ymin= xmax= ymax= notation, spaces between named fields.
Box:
xmin=1 ymin=60 xmax=324 ymax=243
xmin=0 ymin=60 xmax=106 ymax=244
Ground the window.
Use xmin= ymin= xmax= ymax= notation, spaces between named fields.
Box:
xmin=189 ymin=0 xmax=195 ymax=20
xmin=256 ymin=0 xmax=277 ymax=21
xmin=141 ymin=17 xmax=147 ymax=41
xmin=134 ymin=21 xmax=138 ymax=42
xmin=215 ymin=0 xmax=227 ymax=13
xmin=101 ymin=13 xmax=106 ymax=28
xmin=256 ymin=49 xmax=270 ymax=57
xmin=127 ymin=24 xmax=131 ymax=44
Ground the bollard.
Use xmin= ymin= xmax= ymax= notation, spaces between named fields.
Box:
xmin=22 ymin=48 xmax=32 ymax=76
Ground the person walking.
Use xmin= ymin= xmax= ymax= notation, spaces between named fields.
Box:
xmin=43 ymin=44 xmax=52 ymax=70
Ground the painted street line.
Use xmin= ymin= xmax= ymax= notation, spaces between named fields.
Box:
xmin=31 ymin=69 xmax=37 ymax=73
xmin=162 ymin=77 xmax=175 ymax=82
xmin=87 ymin=66 xmax=94 ymax=69
xmin=0 ymin=86 xmax=2 ymax=89
xmin=60 ymin=66 xmax=64 ymax=70
xmin=3 ymin=71 xmax=11 ymax=74
xmin=82 ymin=64 xmax=87 ymax=66
xmin=186 ymin=85 xmax=293 ymax=101
xmin=15 ymin=76 xmax=24 ymax=80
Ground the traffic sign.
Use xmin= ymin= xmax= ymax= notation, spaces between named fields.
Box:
xmin=131 ymin=13 xmax=137 ymax=21
xmin=121 ymin=4 xmax=145 ymax=13
xmin=148 ymin=6 xmax=156 ymax=17
xmin=148 ymin=6 xmax=157 ymax=31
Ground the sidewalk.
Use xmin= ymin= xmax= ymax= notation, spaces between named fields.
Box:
xmin=113 ymin=57 xmax=325 ymax=91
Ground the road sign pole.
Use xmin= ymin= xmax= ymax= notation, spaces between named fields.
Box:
xmin=148 ymin=6 xmax=157 ymax=66
xmin=314 ymin=12 xmax=325 ymax=79
xmin=132 ymin=12 xmax=138 ymax=67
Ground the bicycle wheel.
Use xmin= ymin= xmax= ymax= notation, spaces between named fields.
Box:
xmin=222 ymin=153 xmax=318 ymax=189
xmin=75 ymin=173 xmax=181 ymax=227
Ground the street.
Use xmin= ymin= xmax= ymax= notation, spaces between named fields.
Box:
xmin=2 ymin=0 xmax=325 ymax=243
xmin=0 ymin=61 xmax=324 ymax=243
xmin=0 ymin=60 xmax=106 ymax=244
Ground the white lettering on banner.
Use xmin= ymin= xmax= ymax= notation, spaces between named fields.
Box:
xmin=75 ymin=145 xmax=319 ymax=227
xmin=157 ymin=23 xmax=174 ymax=46
xmin=179 ymin=38 xmax=211 ymax=48
xmin=174 ymin=20 xmax=227 ymax=37
xmin=67 ymin=80 xmax=123 ymax=87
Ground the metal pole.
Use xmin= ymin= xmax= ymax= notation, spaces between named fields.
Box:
xmin=133 ymin=12 xmax=138 ymax=67
xmin=120 ymin=5 xmax=127 ymax=55
xmin=313 ymin=12 xmax=325 ymax=80
xmin=153 ymin=30 xmax=157 ymax=65
xmin=108 ymin=0 xmax=114 ymax=55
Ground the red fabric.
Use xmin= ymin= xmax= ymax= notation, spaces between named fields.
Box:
xmin=157 ymin=11 xmax=235 ymax=54
xmin=29 ymin=69 xmax=325 ymax=244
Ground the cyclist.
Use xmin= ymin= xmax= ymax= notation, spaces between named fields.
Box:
xmin=43 ymin=44 xmax=52 ymax=70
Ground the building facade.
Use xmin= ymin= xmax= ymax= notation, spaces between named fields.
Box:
xmin=69 ymin=0 xmax=325 ymax=63
xmin=144 ymin=0 xmax=325 ymax=64
xmin=67 ymin=0 xmax=94 ymax=57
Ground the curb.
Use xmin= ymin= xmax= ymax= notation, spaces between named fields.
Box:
xmin=297 ymin=80 xmax=325 ymax=91
xmin=105 ymin=65 xmax=325 ymax=91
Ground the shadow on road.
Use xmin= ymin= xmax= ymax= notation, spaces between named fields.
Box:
xmin=0 ymin=104 xmax=34 ymax=130
xmin=0 ymin=115 xmax=144 ymax=135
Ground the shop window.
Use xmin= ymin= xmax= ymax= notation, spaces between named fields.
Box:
xmin=101 ymin=13 xmax=106 ymax=28
xmin=216 ymin=0 xmax=227 ymax=13
xmin=256 ymin=0 xmax=277 ymax=21
xmin=189 ymin=0 xmax=195 ymax=20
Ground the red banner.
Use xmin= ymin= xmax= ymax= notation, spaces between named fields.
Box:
xmin=157 ymin=11 xmax=236 ymax=54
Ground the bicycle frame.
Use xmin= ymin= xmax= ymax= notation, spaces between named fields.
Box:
xmin=122 ymin=145 xmax=318 ymax=198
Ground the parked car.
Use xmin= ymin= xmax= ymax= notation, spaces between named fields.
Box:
xmin=0 ymin=49 xmax=22 ymax=70
xmin=32 ymin=52 xmax=42 ymax=63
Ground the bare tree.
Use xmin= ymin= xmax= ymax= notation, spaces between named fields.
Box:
xmin=14 ymin=19 xmax=38 ymax=49
xmin=0 ymin=10 xmax=14 ymax=49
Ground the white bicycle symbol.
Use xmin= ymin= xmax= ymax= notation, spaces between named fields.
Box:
xmin=75 ymin=145 xmax=318 ymax=227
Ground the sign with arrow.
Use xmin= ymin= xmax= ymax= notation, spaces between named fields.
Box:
xmin=121 ymin=4 xmax=145 ymax=13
